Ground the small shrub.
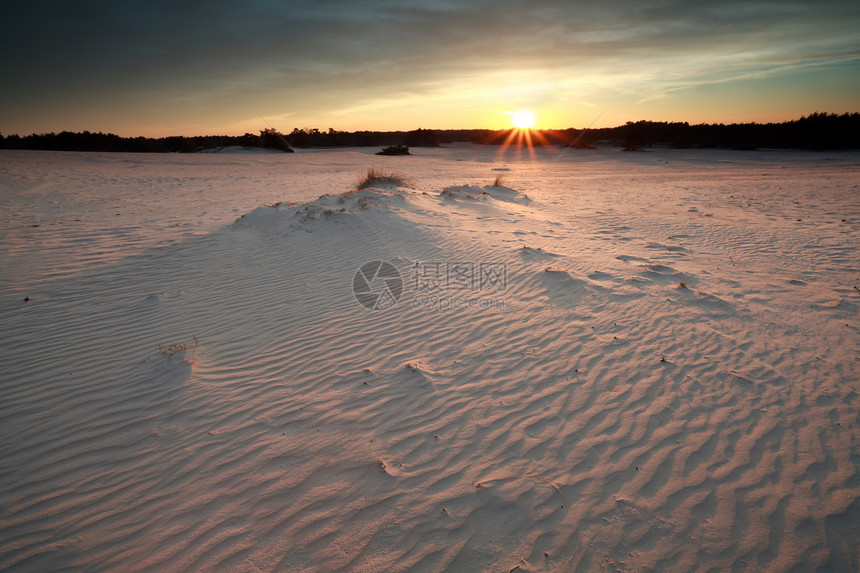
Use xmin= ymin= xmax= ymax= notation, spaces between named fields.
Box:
xmin=376 ymin=144 xmax=410 ymax=156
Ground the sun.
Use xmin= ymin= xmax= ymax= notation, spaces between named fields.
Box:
xmin=511 ymin=109 xmax=536 ymax=129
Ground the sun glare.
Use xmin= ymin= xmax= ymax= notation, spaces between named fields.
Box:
xmin=488 ymin=107 xmax=565 ymax=161
xmin=511 ymin=109 xmax=536 ymax=129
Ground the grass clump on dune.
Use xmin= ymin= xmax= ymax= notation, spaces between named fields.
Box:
xmin=356 ymin=167 xmax=409 ymax=190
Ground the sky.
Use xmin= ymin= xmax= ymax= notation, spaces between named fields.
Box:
xmin=1 ymin=0 xmax=859 ymax=137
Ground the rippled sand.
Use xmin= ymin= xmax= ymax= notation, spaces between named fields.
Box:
xmin=1 ymin=147 xmax=858 ymax=571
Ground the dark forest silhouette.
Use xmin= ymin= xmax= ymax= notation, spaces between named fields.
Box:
xmin=1 ymin=113 xmax=857 ymax=153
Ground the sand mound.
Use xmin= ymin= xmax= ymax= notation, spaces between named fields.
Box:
xmin=440 ymin=184 xmax=530 ymax=203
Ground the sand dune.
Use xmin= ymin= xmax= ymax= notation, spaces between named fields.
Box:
xmin=1 ymin=147 xmax=858 ymax=571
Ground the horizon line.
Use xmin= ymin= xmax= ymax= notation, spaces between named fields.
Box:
xmin=2 ymin=111 xmax=858 ymax=140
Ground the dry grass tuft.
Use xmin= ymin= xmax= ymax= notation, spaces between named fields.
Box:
xmin=357 ymin=167 xmax=409 ymax=190
xmin=491 ymin=173 xmax=506 ymax=187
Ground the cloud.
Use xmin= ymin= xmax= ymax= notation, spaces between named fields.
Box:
xmin=1 ymin=0 xmax=858 ymax=133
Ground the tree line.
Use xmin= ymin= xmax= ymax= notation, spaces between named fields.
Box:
xmin=0 ymin=113 xmax=856 ymax=153
xmin=597 ymin=112 xmax=860 ymax=151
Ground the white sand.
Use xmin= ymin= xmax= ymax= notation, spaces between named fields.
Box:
xmin=1 ymin=146 xmax=858 ymax=571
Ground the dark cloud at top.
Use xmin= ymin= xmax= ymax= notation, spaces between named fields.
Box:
xmin=1 ymin=0 xmax=858 ymax=133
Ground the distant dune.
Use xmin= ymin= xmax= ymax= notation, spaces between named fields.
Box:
xmin=197 ymin=145 xmax=290 ymax=154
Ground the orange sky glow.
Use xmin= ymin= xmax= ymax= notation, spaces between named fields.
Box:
xmin=1 ymin=1 xmax=858 ymax=137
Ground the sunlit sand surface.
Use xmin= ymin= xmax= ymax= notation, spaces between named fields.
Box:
xmin=1 ymin=146 xmax=858 ymax=571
